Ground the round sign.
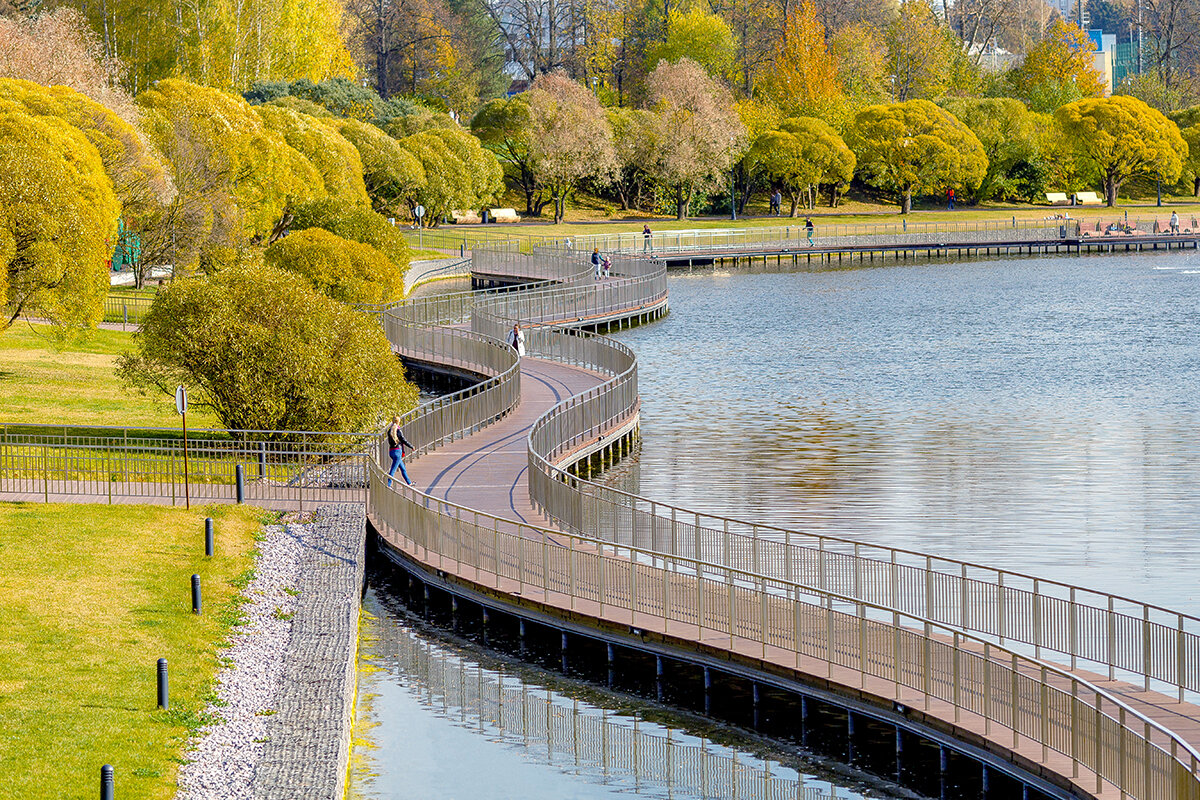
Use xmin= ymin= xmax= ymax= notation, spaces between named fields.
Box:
xmin=175 ymin=385 xmax=188 ymax=415
xmin=414 ymin=204 xmax=426 ymax=219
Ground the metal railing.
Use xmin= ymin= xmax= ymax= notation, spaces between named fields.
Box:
xmin=0 ymin=427 xmax=372 ymax=508
xmin=367 ymin=458 xmax=1200 ymax=800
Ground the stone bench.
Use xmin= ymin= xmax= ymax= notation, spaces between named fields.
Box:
xmin=489 ymin=208 xmax=521 ymax=223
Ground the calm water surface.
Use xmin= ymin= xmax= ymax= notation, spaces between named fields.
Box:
xmin=350 ymin=576 xmax=909 ymax=800
xmin=611 ymin=252 xmax=1200 ymax=614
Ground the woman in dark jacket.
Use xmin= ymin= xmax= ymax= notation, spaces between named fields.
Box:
xmin=386 ymin=415 xmax=414 ymax=487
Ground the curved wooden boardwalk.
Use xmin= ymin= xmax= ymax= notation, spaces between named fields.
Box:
xmin=408 ymin=357 xmax=605 ymax=526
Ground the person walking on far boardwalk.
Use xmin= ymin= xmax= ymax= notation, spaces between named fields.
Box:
xmin=804 ymin=216 xmax=814 ymax=245
xmin=386 ymin=416 xmax=414 ymax=487
xmin=507 ymin=323 xmax=525 ymax=357
xmin=947 ymin=187 xmax=955 ymax=210
xmin=1171 ymin=211 xmax=1180 ymax=233
xmin=592 ymin=246 xmax=603 ymax=278
xmin=643 ymin=224 xmax=652 ymax=253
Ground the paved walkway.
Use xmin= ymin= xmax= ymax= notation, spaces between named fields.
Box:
xmin=406 ymin=356 xmax=606 ymax=526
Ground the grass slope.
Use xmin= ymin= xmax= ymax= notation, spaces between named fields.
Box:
xmin=0 ymin=502 xmax=265 ymax=800
xmin=0 ymin=323 xmax=219 ymax=430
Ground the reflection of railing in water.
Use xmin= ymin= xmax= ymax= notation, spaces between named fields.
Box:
xmin=382 ymin=620 xmax=874 ymax=800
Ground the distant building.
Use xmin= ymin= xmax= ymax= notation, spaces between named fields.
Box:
xmin=1085 ymin=29 xmax=1117 ymax=95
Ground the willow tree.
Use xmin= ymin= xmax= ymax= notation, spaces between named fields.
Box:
xmin=524 ymin=73 xmax=615 ymax=223
xmin=324 ymin=117 xmax=425 ymax=214
xmin=644 ymin=58 xmax=746 ymax=219
xmin=1055 ymin=96 xmax=1187 ymax=206
xmin=748 ymin=117 xmax=855 ymax=213
xmin=256 ymin=106 xmax=370 ymax=205
xmin=0 ymin=99 xmax=120 ymax=331
xmin=265 ymin=228 xmax=402 ymax=304
xmin=845 ymin=100 xmax=988 ymax=213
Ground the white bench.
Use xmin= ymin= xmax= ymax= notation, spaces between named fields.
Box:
xmin=488 ymin=208 xmax=521 ymax=223
xmin=1073 ymin=191 xmax=1103 ymax=205
xmin=1045 ymin=192 xmax=1070 ymax=205
xmin=450 ymin=210 xmax=482 ymax=224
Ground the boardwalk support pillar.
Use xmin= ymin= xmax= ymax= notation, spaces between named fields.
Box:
xmin=895 ymin=727 xmax=903 ymax=783
xmin=450 ymin=596 xmax=458 ymax=631
xmin=752 ymin=682 xmax=760 ymax=729
xmin=519 ymin=619 xmax=526 ymax=655
xmin=607 ymin=644 xmax=615 ymax=688
xmin=656 ymin=656 xmax=664 ymax=702
xmin=703 ymin=667 xmax=712 ymax=715
xmin=422 ymin=585 xmax=430 ymax=618
xmin=560 ymin=632 xmax=569 ymax=674
xmin=939 ymin=745 xmax=948 ymax=800
xmin=847 ymin=710 xmax=855 ymax=765
xmin=481 ymin=608 xmax=489 ymax=646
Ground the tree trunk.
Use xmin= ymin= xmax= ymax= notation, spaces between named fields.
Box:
xmin=675 ymin=185 xmax=686 ymax=220
xmin=1193 ymin=176 xmax=1199 ymax=197
xmin=789 ymin=194 xmax=799 ymax=217
xmin=1105 ymin=177 xmax=1118 ymax=207
xmin=901 ymin=190 xmax=912 ymax=214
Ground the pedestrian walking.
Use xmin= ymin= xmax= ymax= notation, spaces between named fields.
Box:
xmin=804 ymin=216 xmax=814 ymax=245
xmin=601 ymin=254 xmax=612 ymax=279
xmin=947 ymin=187 xmax=955 ymax=210
xmin=386 ymin=416 xmax=413 ymax=487
xmin=592 ymin=246 xmax=603 ymax=279
xmin=642 ymin=224 xmax=652 ymax=253
xmin=507 ymin=323 xmax=525 ymax=357
xmin=1171 ymin=211 xmax=1180 ymax=233
xmin=772 ymin=189 xmax=782 ymax=216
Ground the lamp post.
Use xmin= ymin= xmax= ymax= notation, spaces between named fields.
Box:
xmin=730 ymin=136 xmax=738 ymax=221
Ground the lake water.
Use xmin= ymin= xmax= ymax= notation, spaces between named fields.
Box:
xmin=350 ymin=571 xmax=908 ymax=800
xmin=611 ymin=251 xmax=1200 ymax=615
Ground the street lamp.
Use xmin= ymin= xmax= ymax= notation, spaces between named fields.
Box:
xmin=730 ymin=135 xmax=738 ymax=222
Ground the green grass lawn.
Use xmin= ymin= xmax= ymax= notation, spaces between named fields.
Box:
xmin=0 ymin=322 xmax=220 ymax=430
xmin=0 ymin=502 xmax=266 ymax=800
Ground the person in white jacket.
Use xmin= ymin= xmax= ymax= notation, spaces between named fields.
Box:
xmin=507 ymin=323 xmax=526 ymax=357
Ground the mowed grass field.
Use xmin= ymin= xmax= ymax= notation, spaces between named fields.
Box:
xmin=0 ymin=503 xmax=265 ymax=800
xmin=0 ymin=323 xmax=220 ymax=430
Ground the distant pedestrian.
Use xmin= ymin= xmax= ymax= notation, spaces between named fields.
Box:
xmin=947 ymin=187 xmax=955 ymax=210
xmin=386 ymin=416 xmax=413 ymax=488
xmin=642 ymin=224 xmax=652 ymax=253
xmin=601 ymin=254 xmax=612 ymax=278
xmin=592 ymin=246 xmax=603 ymax=278
xmin=1170 ymin=211 xmax=1180 ymax=233
xmin=565 ymin=237 xmax=573 ymax=250
xmin=772 ymin=189 xmax=782 ymax=216
xmin=804 ymin=216 xmax=814 ymax=245
xmin=507 ymin=323 xmax=525 ymax=357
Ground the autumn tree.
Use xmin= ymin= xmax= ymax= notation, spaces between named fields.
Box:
xmin=471 ymin=96 xmax=542 ymax=214
xmin=845 ymin=99 xmax=988 ymax=212
xmin=118 ymin=264 xmax=416 ymax=438
xmin=747 ymin=117 xmax=855 ymax=213
xmin=0 ymin=99 xmax=120 ymax=331
xmin=940 ymin=97 xmax=1045 ymax=202
xmin=832 ymin=23 xmax=890 ymax=105
xmin=399 ymin=126 xmax=504 ymax=224
xmin=886 ymin=0 xmax=965 ymax=101
xmin=644 ymin=8 xmax=738 ymax=82
xmin=607 ymin=107 xmax=656 ymax=210
xmin=1054 ymin=95 xmax=1187 ymax=206
xmin=324 ymin=117 xmax=426 ymax=214
xmin=523 ymin=73 xmax=616 ymax=222
xmin=256 ymin=106 xmax=371 ymax=205
xmin=1008 ymin=19 xmax=1105 ymax=112
xmin=291 ymin=199 xmax=413 ymax=273
xmin=768 ymin=0 xmax=844 ymax=121
xmin=644 ymin=58 xmax=746 ymax=219
xmin=265 ymin=228 xmax=403 ymax=304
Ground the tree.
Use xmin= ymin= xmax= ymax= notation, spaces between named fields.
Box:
xmin=1141 ymin=0 xmax=1200 ymax=92
xmin=644 ymin=58 xmax=746 ymax=219
xmin=886 ymin=0 xmax=964 ymax=101
xmin=256 ymin=106 xmax=371 ymax=205
xmin=399 ymin=127 xmax=503 ymax=224
xmin=845 ymin=99 xmax=988 ymax=212
xmin=324 ymin=117 xmax=426 ymax=214
xmin=940 ymin=97 xmax=1044 ymax=201
xmin=117 ymin=264 xmax=416 ymax=439
xmin=832 ymin=23 xmax=890 ymax=105
xmin=747 ymin=118 xmax=855 ymax=213
xmin=607 ymin=107 xmax=656 ymax=211
xmin=471 ymin=96 xmax=542 ymax=214
xmin=291 ymin=199 xmax=413 ymax=273
xmin=1181 ymin=125 xmax=1200 ymax=196
xmin=1008 ymin=19 xmax=1106 ymax=112
xmin=768 ymin=0 xmax=845 ymax=121
xmin=644 ymin=8 xmax=738 ymax=82
xmin=0 ymin=99 xmax=120 ymax=331
xmin=1054 ymin=95 xmax=1187 ymax=205
xmin=523 ymin=73 xmax=615 ymax=222
xmin=265 ymin=228 xmax=403 ymax=303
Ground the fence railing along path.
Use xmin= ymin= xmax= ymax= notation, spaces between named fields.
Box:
xmin=363 ymin=236 xmax=1200 ymax=799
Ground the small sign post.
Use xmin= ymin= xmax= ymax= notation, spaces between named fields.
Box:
xmin=175 ymin=385 xmax=190 ymax=510
xmin=414 ymin=204 xmax=426 ymax=249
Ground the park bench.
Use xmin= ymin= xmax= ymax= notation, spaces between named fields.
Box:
xmin=450 ymin=210 xmax=482 ymax=224
xmin=488 ymin=208 xmax=521 ymax=223
xmin=1045 ymin=192 xmax=1070 ymax=205
xmin=1073 ymin=191 xmax=1103 ymax=205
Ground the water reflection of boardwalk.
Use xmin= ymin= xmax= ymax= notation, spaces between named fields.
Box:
xmin=364 ymin=615 xmax=873 ymax=800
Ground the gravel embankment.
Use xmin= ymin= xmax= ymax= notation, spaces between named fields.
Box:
xmin=175 ymin=518 xmax=306 ymax=800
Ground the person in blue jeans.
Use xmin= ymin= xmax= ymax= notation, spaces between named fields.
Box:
xmin=386 ymin=416 xmax=414 ymax=487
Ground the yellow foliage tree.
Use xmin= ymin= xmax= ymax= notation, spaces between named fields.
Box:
xmin=256 ymin=106 xmax=370 ymax=205
xmin=265 ymin=227 xmax=402 ymax=304
xmin=0 ymin=99 xmax=120 ymax=331
xmin=1010 ymin=19 xmax=1105 ymax=110
xmin=768 ymin=0 xmax=845 ymax=123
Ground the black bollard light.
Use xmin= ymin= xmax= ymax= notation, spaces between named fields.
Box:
xmin=100 ymin=764 xmax=114 ymax=800
xmin=235 ymin=465 xmax=245 ymax=504
xmin=204 ymin=517 xmax=214 ymax=557
xmin=191 ymin=574 xmax=202 ymax=614
xmin=156 ymin=658 xmax=169 ymax=710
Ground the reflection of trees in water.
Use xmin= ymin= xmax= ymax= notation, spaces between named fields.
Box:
xmin=374 ymin=618 xmax=883 ymax=800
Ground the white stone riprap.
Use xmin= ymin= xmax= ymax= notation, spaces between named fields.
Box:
xmin=176 ymin=519 xmax=306 ymax=800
